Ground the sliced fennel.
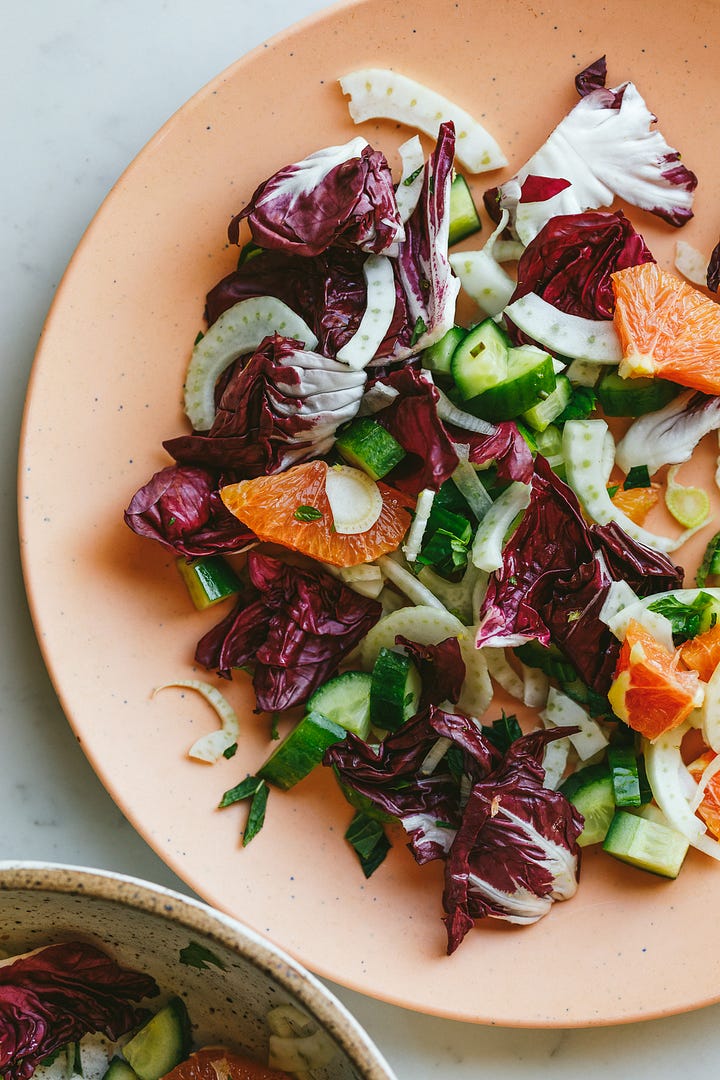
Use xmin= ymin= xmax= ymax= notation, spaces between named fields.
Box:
xmin=402 ymin=488 xmax=436 ymax=562
xmin=184 ymin=297 xmax=318 ymax=431
xmin=375 ymin=554 xmax=448 ymax=609
xmin=450 ymin=453 xmax=493 ymax=520
xmin=154 ymin=680 xmax=239 ymax=763
xmin=434 ymin=386 xmax=496 ymax=434
xmin=339 ymin=68 xmax=507 ymax=173
xmin=266 ymin=1004 xmax=337 ymax=1075
xmin=674 ymin=240 xmax=711 ymax=287
xmin=565 ymin=358 xmax=602 ymax=387
xmin=562 ymin=418 xmax=698 ymax=554
xmin=644 ymin=724 xmax=720 ymax=861
xmin=483 ymin=646 xmax=525 ymax=700
xmin=471 ymin=480 xmax=532 ymax=572
xmin=324 ymin=465 xmax=383 ymax=533
xmin=394 ymin=135 xmax=426 ymax=222
xmin=416 ymin=562 xmax=487 ymax=625
xmin=541 ymin=688 xmax=609 ymax=761
xmin=448 ymin=211 xmax=516 ymax=317
xmin=503 ymin=293 xmax=622 ymax=364
xmin=336 ymin=254 xmax=396 ymax=369
xmin=664 ymin=465 xmax=711 ymax=529
xmin=615 ymin=391 xmax=720 ymax=476
xmin=701 ymin=662 xmax=720 ymax=753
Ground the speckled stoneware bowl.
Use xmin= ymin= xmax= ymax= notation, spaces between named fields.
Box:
xmin=0 ymin=862 xmax=396 ymax=1080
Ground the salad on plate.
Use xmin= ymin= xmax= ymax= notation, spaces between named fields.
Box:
xmin=124 ymin=56 xmax=720 ymax=954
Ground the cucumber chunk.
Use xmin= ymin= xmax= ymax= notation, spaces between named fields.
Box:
xmin=448 ymin=175 xmax=482 ymax=246
xmin=560 ymin=764 xmax=615 ymax=847
xmin=175 ymin=556 xmax=241 ymax=610
xmin=422 ymin=326 xmax=467 ymax=376
xmin=596 ymin=371 xmax=680 ymax=417
xmin=522 ymin=374 xmax=573 ymax=432
xmin=607 ymin=745 xmax=647 ymax=808
xmin=258 ymin=711 xmax=347 ymax=790
xmin=458 ymin=345 xmax=557 ymax=422
xmin=334 ymin=417 xmax=406 ymax=480
xmin=603 ymin=809 xmax=690 ymax=878
xmin=102 ymin=1061 xmax=140 ymax=1080
xmin=307 ymin=671 xmax=373 ymax=738
xmin=370 ymin=647 xmax=422 ymax=732
xmin=122 ymin=999 xmax=191 ymax=1080
xmin=450 ymin=318 xmax=511 ymax=399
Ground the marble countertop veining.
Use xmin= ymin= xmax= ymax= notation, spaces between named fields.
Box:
xmin=4 ymin=2 xmax=720 ymax=1076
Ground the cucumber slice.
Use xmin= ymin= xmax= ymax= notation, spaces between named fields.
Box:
xmin=103 ymin=1061 xmax=140 ymax=1080
xmin=533 ymin=423 xmax=564 ymax=468
xmin=422 ymin=326 xmax=467 ymax=376
xmin=175 ymin=556 xmax=240 ymax=611
xmin=459 ymin=345 xmax=557 ymax=422
xmin=560 ymin=764 xmax=615 ymax=847
xmin=258 ymin=711 xmax=347 ymax=790
xmin=450 ymin=318 xmax=511 ymax=399
xmin=602 ymin=809 xmax=690 ymax=878
xmin=448 ymin=175 xmax=482 ymax=246
xmin=596 ymin=371 xmax=680 ymax=417
xmin=307 ymin=671 xmax=373 ymax=739
xmin=369 ymin=647 xmax=422 ymax=731
xmin=608 ymin=745 xmax=644 ymax=808
xmin=522 ymin=374 xmax=573 ymax=432
xmin=335 ymin=417 xmax=406 ymax=480
xmin=122 ymin=999 xmax=191 ymax=1080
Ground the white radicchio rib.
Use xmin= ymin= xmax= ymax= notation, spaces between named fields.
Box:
xmin=616 ymin=391 xmax=720 ymax=476
xmin=488 ymin=81 xmax=697 ymax=244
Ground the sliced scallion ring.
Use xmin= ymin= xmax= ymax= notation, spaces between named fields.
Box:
xmin=339 ymin=68 xmax=507 ymax=174
xmin=665 ymin=464 xmax=711 ymax=529
xmin=184 ymin=297 xmax=318 ymax=431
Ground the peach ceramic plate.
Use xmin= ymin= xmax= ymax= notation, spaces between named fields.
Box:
xmin=18 ymin=0 xmax=720 ymax=1027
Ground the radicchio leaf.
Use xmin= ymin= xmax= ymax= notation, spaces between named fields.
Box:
xmin=575 ymin=55 xmax=608 ymax=97
xmin=509 ymin=211 xmax=654 ymax=322
xmin=485 ymin=78 xmax=697 ymax=244
xmin=0 ymin=943 xmax=158 ymax=1080
xmin=708 ymin=238 xmax=720 ymax=293
xmin=124 ymin=465 xmax=255 ymax=557
xmin=324 ymin=706 xmax=501 ymax=864
xmin=164 ymin=335 xmax=365 ymax=475
xmin=442 ymin=729 xmax=583 ymax=953
xmin=450 ymin=420 xmax=535 ymax=484
xmin=195 ymin=552 xmax=381 ymax=712
xmin=229 ymin=138 xmax=404 ymax=257
xmin=395 ymin=635 xmax=466 ymax=708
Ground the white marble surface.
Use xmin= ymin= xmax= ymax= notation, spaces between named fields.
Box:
xmin=4 ymin=2 xmax=720 ymax=1076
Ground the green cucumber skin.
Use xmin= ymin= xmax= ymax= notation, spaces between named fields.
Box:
xmin=258 ymin=711 xmax=346 ymax=790
xmin=596 ymin=371 xmax=679 ymax=417
xmin=458 ymin=348 xmax=556 ymax=423
xmin=176 ymin=556 xmax=240 ymax=610
xmin=422 ymin=326 xmax=467 ymax=376
xmin=307 ymin=670 xmax=373 ymax=738
xmin=560 ymin=764 xmax=615 ymax=847
xmin=122 ymin=999 xmax=191 ymax=1080
xmin=602 ymin=810 xmax=689 ymax=878
xmin=370 ymin=648 xmax=421 ymax=732
xmin=450 ymin=318 xmax=511 ymax=399
xmin=522 ymin=375 xmax=573 ymax=432
xmin=448 ymin=175 xmax=482 ymax=246
xmin=335 ymin=417 xmax=405 ymax=480
xmin=103 ymin=1061 xmax=140 ymax=1080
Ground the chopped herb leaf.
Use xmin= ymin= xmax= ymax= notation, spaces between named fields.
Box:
xmin=193 ymin=331 xmax=204 ymax=346
xmin=70 ymin=1042 xmax=83 ymax=1077
xmin=403 ymin=165 xmax=423 ymax=186
xmin=243 ymin=780 xmax=269 ymax=845
xmin=481 ymin=712 xmax=522 ymax=753
xmin=409 ymin=316 xmax=428 ymax=347
xmin=294 ymin=504 xmax=323 ymax=522
xmin=222 ymin=742 xmax=238 ymax=760
xmin=556 ymin=385 xmax=597 ymax=424
xmin=179 ymin=941 xmax=227 ymax=971
xmin=270 ymin=712 xmax=281 ymax=740
xmin=434 ymin=820 xmax=456 ymax=830
xmin=623 ymin=464 xmax=651 ymax=490
xmin=218 ymin=774 xmax=262 ymax=808
xmin=607 ymin=484 xmax=620 ymax=498
xmin=647 ymin=592 xmax=717 ymax=644
xmin=345 ymin=811 xmax=391 ymax=878
xmin=40 ymin=1049 xmax=64 ymax=1068
xmin=697 ymin=530 xmax=720 ymax=587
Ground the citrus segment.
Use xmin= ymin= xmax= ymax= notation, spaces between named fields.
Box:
xmin=679 ymin=622 xmax=720 ymax=683
xmin=688 ymin=750 xmax=720 ymax=840
xmin=161 ymin=1047 xmax=291 ymax=1080
xmin=609 ymin=618 xmax=702 ymax=740
xmin=612 ymin=262 xmax=720 ymax=395
xmin=220 ymin=460 xmax=412 ymax=567
xmin=610 ymin=484 xmax=660 ymax=525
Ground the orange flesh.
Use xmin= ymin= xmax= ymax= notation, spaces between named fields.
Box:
xmin=161 ymin=1047 xmax=292 ymax=1080
xmin=609 ymin=484 xmax=660 ymax=525
xmin=679 ymin=622 xmax=720 ymax=683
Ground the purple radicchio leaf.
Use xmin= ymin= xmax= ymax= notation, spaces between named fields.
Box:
xmin=483 ymin=78 xmax=697 ymax=245
xmin=442 ymin=729 xmax=583 ymax=953
xmin=124 ymin=465 xmax=255 ymax=558
xmin=707 ymin=237 xmax=720 ymax=293
xmin=163 ymin=335 xmax=365 ymax=476
xmin=324 ymin=706 xmax=501 ymax=865
xmin=395 ymin=636 xmax=466 ymax=708
xmin=390 ymin=121 xmax=460 ymax=359
xmin=195 ymin=551 xmax=381 ymax=712
xmin=204 ymin=247 xmax=409 ymax=363
xmin=370 ymin=366 xmax=460 ymax=493
xmin=519 ymin=176 xmax=572 ymax=203
xmin=228 ymin=137 xmax=404 ymax=258
xmin=449 ymin=420 xmax=535 ymax=484
xmin=0 ymin=943 xmax=158 ymax=1080
xmin=508 ymin=210 xmax=654 ymax=322
xmin=575 ymin=55 xmax=608 ymax=97
xmin=476 ymin=457 xmax=684 ymax=692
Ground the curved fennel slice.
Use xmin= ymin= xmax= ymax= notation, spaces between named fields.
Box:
xmin=504 ymin=292 xmax=622 ymax=364
xmin=336 ymin=254 xmax=397 ymax=369
xmin=339 ymin=68 xmax=507 ymax=174
xmin=184 ymin=296 xmax=318 ymax=431
xmin=153 ymin=680 xmax=240 ymax=763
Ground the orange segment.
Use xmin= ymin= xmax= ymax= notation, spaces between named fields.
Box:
xmin=679 ymin=622 xmax=720 ymax=683
xmin=688 ymin=750 xmax=720 ymax=839
xmin=612 ymin=262 xmax=720 ymax=395
xmin=161 ymin=1047 xmax=291 ymax=1080
xmin=608 ymin=618 xmax=701 ymax=740
xmin=609 ymin=484 xmax=660 ymax=525
xmin=220 ymin=460 xmax=412 ymax=567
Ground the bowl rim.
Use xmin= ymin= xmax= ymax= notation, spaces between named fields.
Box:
xmin=0 ymin=860 xmax=397 ymax=1080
